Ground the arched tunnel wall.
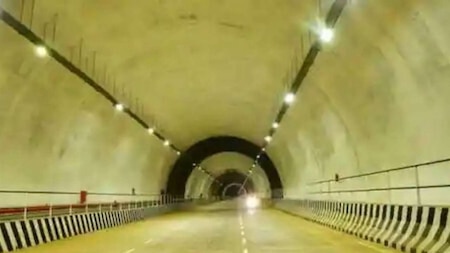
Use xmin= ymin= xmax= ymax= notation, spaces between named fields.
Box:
xmin=269 ymin=0 xmax=450 ymax=206
xmin=0 ymin=21 xmax=176 ymax=206
xmin=184 ymin=152 xmax=270 ymax=199
xmin=211 ymin=170 xmax=255 ymax=197
xmin=167 ymin=136 xmax=282 ymax=198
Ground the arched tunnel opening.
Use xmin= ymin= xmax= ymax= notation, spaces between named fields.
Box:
xmin=210 ymin=170 xmax=255 ymax=198
xmin=167 ymin=136 xmax=282 ymax=199
xmin=0 ymin=0 xmax=449 ymax=252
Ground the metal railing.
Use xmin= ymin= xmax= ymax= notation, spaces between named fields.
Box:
xmin=0 ymin=190 xmax=186 ymax=221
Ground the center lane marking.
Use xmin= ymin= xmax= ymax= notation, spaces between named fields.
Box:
xmin=123 ymin=249 xmax=135 ymax=253
xmin=239 ymin=213 xmax=249 ymax=253
xmin=144 ymin=239 xmax=153 ymax=244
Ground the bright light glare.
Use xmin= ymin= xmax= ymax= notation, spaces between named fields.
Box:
xmin=272 ymin=122 xmax=279 ymax=129
xmin=264 ymin=136 xmax=272 ymax=143
xmin=245 ymin=196 xmax=260 ymax=209
xmin=319 ymin=27 xmax=334 ymax=43
xmin=35 ymin=45 xmax=48 ymax=57
xmin=163 ymin=140 xmax=170 ymax=146
xmin=114 ymin=103 xmax=124 ymax=111
xmin=284 ymin=93 xmax=295 ymax=104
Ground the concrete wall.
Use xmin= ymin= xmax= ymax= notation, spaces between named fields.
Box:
xmin=0 ymin=22 xmax=176 ymax=207
xmin=268 ymin=0 xmax=450 ymax=205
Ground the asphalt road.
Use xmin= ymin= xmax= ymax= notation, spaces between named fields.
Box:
xmin=18 ymin=205 xmax=398 ymax=253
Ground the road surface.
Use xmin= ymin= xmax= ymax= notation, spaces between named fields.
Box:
xmin=18 ymin=206 xmax=398 ymax=253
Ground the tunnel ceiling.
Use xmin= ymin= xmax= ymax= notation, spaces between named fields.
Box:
xmin=0 ymin=0 xmax=328 ymax=150
xmin=3 ymin=0 xmax=447 ymax=201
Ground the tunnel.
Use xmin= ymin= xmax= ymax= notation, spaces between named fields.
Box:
xmin=0 ymin=0 xmax=449 ymax=252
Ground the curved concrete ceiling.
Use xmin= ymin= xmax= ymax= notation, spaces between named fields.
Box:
xmin=267 ymin=0 xmax=450 ymax=199
xmin=0 ymin=0 xmax=328 ymax=150
xmin=2 ymin=0 xmax=449 ymax=207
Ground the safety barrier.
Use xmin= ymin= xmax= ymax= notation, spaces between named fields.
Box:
xmin=0 ymin=194 xmax=189 ymax=253
xmin=275 ymin=200 xmax=450 ymax=253
xmin=0 ymin=198 xmax=183 ymax=222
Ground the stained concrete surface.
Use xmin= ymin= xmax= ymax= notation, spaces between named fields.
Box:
xmin=1 ymin=0 xmax=450 ymax=208
xmin=18 ymin=208 xmax=397 ymax=253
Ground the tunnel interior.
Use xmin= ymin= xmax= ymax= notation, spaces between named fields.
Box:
xmin=210 ymin=169 xmax=255 ymax=198
xmin=0 ymin=0 xmax=450 ymax=252
xmin=168 ymin=136 xmax=282 ymax=199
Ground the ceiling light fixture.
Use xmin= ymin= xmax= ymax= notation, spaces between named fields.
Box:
xmin=147 ymin=127 xmax=155 ymax=134
xmin=319 ymin=27 xmax=334 ymax=43
xmin=264 ymin=136 xmax=272 ymax=143
xmin=272 ymin=122 xmax=280 ymax=129
xmin=284 ymin=93 xmax=295 ymax=104
xmin=35 ymin=45 xmax=48 ymax=57
xmin=163 ymin=140 xmax=170 ymax=146
xmin=114 ymin=103 xmax=125 ymax=112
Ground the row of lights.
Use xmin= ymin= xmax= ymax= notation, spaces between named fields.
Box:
xmin=262 ymin=92 xmax=295 ymax=144
xmin=114 ymin=102 xmax=180 ymax=154
xmin=247 ymin=26 xmax=335 ymax=176
xmin=34 ymin=44 xmax=181 ymax=155
xmin=32 ymin=25 xmax=335 ymax=171
xmin=193 ymin=163 xmax=222 ymax=186
xmin=264 ymin=26 xmax=334 ymax=144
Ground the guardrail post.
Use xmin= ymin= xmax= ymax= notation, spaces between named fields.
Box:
xmin=414 ymin=165 xmax=422 ymax=205
xmin=99 ymin=203 xmax=102 ymax=212
xmin=49 ymin=203 xmax=53 ymax=217
xmin=110 ymin=203 xmax=113 ymax=212
xmin=69 ymin=204 xmax=73 ymax=215
xmin=85 ymin=203 xmax=88 ymax=214
xmin=24 ymin=193 xmax=28 ymax=220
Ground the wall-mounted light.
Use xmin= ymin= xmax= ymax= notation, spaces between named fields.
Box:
xmin=147 ymin=127 xmax=155 ymax=134
xmin=272 ymin=122 xmax=279 ymax=129
xmin=176 ymin=151 xmax=181 ymax=156
xmin=319 ymin=27 xmax=334 ymax=43
xmin=35 ymin=45 xmax=48 ymax=57
xmin=264 ymin=136 xmax=272 ymax=143
xmin=114 ymin=103 xmax=125 ymax=112
xmin=284 ymin=93 xmax=295 ymax=104
xmin=163 ymin=140 xmax=170 ymax=146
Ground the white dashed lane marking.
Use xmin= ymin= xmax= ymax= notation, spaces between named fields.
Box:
xmin=239 ymin=214 xmax=249 ymax=253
